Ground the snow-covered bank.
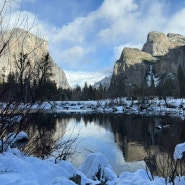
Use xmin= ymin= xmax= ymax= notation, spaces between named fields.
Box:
xmin=1 ymin=148 xmax=185 ymax=185
xmin=2 ymin=97 xmax=185 ymax=119
xmin=38 ymin=97 xmax=185 ymax=119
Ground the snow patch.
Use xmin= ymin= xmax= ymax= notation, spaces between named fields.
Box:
xmin=78 ymin=152 xmax=117 ymax=182
xmin=174 ymin=142 xmax=185 ymax=161
xmin=0 ymin=149 xmax=185 ymax=185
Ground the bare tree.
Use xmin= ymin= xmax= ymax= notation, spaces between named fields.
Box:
xmin=0 ymin=0 xmax=46 ymax=152
xmin=0 ymin=1 xmax=78 ymax=163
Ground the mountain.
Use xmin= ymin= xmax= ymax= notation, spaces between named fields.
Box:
xmin=94 ymin=76 xmax=111 ymax=89
xmin=109 ymin=31 xmax=185 ymax=97
xmin=0 ymin=28 xmax=70 ymax=89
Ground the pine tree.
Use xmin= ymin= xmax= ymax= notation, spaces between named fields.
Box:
xmin=177 ymin=65 xmax=185 ymax=97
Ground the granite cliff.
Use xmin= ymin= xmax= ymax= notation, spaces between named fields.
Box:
xmin=0 ymin=28 xmax=70 ymax=89
xmin=109 ymin=31 xmax=185 ymax=96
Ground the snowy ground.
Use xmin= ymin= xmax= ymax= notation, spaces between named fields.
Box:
xmin=1 ymin=148 xmax=185 ymax=185
xmin=36 ymin=97 xmax=185 ymax=119
xmin=3 ymin=97 xmax=185 ymax=119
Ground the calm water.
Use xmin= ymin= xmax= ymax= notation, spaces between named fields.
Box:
xmin=22 ymin=113 xmax=185 ymax=175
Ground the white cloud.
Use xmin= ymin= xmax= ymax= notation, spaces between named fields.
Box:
xmin=1 ymin=0 xmax=24 ymax=13
xmin=62 ymin=46 xmax=84 ymax=59
xmin=96 ymin=0 xmax=139 ymax=42
xmin=164 ymin=8 xmax=185 ymax=35
xmin=52 ymin=18 xmax=86 ymax=44
xmin=25 ymin=0 xmax=37 ymax=2
xmin=97 ymin=0 xmax=138 ymax=20
xmin=60 ymin=46 xmax=86 ymax=69
xmin=51 ymin=45 xmax=96 ymax=70
xmin=50 ymin=0 xmax=139 ymax=46
xmin=64 ymin=70 xmax=109 ymax=87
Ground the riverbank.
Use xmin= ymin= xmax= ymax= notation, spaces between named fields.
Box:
xmin=39 ymin=97 xmax=185 ymax=119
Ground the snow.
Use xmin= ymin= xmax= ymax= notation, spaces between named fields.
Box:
xmin=2 ymin=97 xmax=185 ymax=119
xmin=174 ymin=142 xmax=185 ymax=161
xmin=78 ymin=152 xmax=117 ymax=182
xmin=146 ymin=65 xmax=153 ymax=87
xmin=146 ymin=65 xmax=160 ymax=87
xmin=49 ymin=177 xmax=76 ymax=185
xmin=0 ymin=148 xmax=77 ymax=185
xmin=0 ymin=148 xmax=185 ymax=185
xmin=118 ymin=169 xmax=166 ymax=185
xmin=8 ymin=132 xmax=28 ymax=142
xmin=25 ymin=97 xmax=185 ymax=120
xmin=3 ymin=131 xmax=28 ymax=151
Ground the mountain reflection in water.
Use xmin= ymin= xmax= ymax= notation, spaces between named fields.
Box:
xmin=21 ymin=113 xmax=185 ymax=175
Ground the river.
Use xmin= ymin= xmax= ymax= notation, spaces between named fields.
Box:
xmin=22 ymin=113 xmax=185 ymax=175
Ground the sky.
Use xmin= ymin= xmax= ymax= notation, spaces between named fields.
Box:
xmin=2 ymin=0 xmax=185 ymax=87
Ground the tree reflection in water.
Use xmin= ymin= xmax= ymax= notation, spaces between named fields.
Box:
xmin=18 ymin=113 xmax=185 ymax=174
xmin=22 ymin=113 xmax=58 ymax=158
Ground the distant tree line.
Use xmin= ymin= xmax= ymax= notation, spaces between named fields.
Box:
xmin=47 ymin=82 xmax=108 ymax=101
xmin=70 ymin=82 xmax=108 ymax=101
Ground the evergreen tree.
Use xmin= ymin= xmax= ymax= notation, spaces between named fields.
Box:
xmin=72 ymin=85 xmax=82 ymax=100
xmin=177 ymin=65 xmax=185 ymax=97
xmin=96 ymin=83 xmax=106 ymax=100
xmin=34 ymin=53 xmax=54 ymax=101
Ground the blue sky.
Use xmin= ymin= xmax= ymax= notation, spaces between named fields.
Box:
xmin=3 ymin=0 xmax=185 ymax=86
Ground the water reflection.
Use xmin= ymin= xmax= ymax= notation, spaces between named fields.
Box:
xmin=21 ymin=113 xmax=185 ymax=174
xmin=62 ymin=116 xmax=127 ymax=173
xmin=22 ymin=113 xmax=59 ymax=158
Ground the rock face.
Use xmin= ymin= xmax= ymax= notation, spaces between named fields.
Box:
xmin=0 ymin=28 xmax=70 ymax=89
xmin=94 ymin=76 xmax=111 ymax=89
xmin=142 ymin=31 xmax=185 ymax=56
xmin=110 ymin=31 xmax=185 ymax=96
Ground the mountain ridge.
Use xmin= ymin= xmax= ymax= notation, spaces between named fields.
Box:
xmin=109 ymin=31 xmax=185 ymax=97
xmin=94 ymin=76 xmax=111 ymax=89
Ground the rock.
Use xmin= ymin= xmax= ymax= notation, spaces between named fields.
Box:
xmin=94 ymin=76 xmax=111 ymax=89
xmin=167 ymin=33 xmax=185 ymax=46
xmin=115 ymin=47 xmax=157 ymax=73
xmin=70 ymin=174 xmax=81 ymax=185
xmin=4 ymin=131 xmax=28 ymax=150
xmin=142 ymin=31 xmax=185 ymax=56
xmin=110 ymin=47 xmax=157 ymax=96
xmin=0 ymin=28 xmax=70 ymax=89
xmin=109 ymin=31 xmax=185 ymax=96
xmin=142 ymin=31 xmax=170 ymax=56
